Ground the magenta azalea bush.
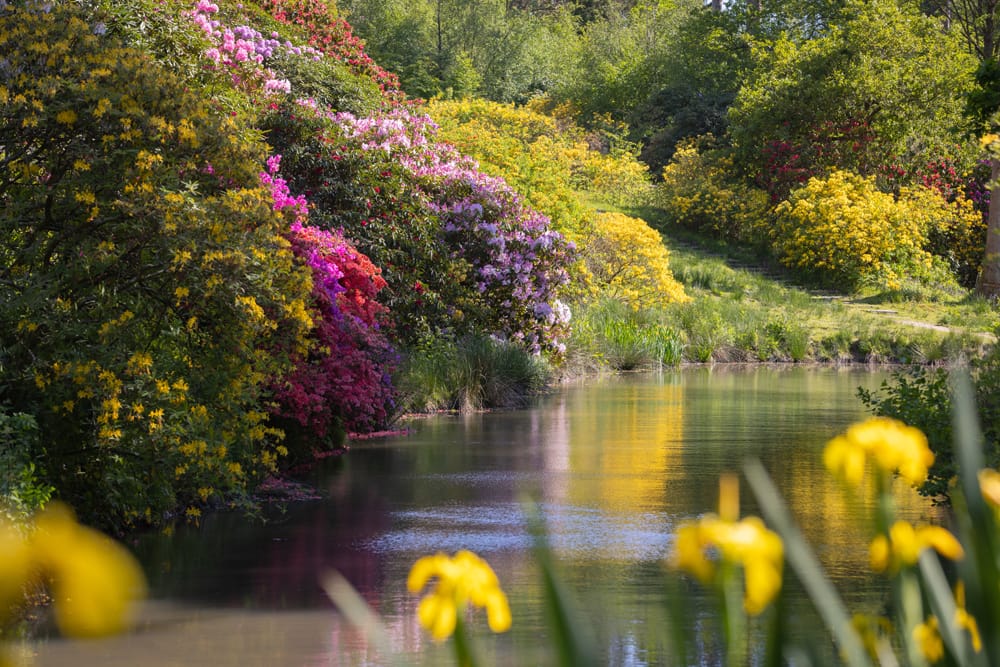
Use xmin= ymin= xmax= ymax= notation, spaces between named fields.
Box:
xmin=261 ymin=155 xmax=396 ymax=445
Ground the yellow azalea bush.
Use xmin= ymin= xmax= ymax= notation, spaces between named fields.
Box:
xmin=427 ymin=98 xmax=653 ymax=237
xmin=656 ymin=136 xmax=771 ymax=245
xmin=897 ymin=185 xmax=987 ymax=290
xmin=772 ymin=170 xmax=933 ymax=292
xmin=407 ymin=550 xmax=511 ymax=642
xmin=0 ymin=2 xmax=314 ymax=529
xmin=583 ymin=212 xmax=688 ymax=309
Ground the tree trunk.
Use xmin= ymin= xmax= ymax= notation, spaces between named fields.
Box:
xmin=976 ymin=156 xmax=1000 ymax=297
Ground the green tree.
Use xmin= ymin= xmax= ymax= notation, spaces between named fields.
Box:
xmin=728 ymin=0 xmax=976 ymax=187
xmin=339 ymin=0 xmax=579 ymax=101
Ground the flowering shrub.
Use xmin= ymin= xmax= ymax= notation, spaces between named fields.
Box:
xmin=258 ymin=0 xmax=408 ymax=106
xmin=771 ymin=170 xmax=933 ymax=291
xmin=188 ymin=0 xmax=317 ymax=95
xmin=264 ymin=102 xmax=575 ymax=355
xmin=583 ymin=212 xmax=688 ymax=309
xmin=259 ymin=155 xmax=397 ymax=443
xmin=428 ymin=98 xmax=653 ymax=232
xmin=657 ymin=137 xmax=770 ymax=245
xmin=0 ymin=3 xmax=314 ymax=528
xmin=897 ymin=186 xmax=986 ymax=290
xmin=278 ymin=223 xmax=397 ymax=440
xmin=757 ymin=119 xmax=883 ymax=201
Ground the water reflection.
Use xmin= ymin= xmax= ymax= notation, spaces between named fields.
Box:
xmin=27 ymin=366 xmax=937 ymax=666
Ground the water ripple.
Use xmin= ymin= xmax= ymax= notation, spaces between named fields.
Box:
xmin=362 ymin=502 xmax=675 ymax=561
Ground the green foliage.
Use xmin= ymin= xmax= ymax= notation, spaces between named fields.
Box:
xmin=0 ymin=2 xmax=314 ymax=529
xmin=0 ymin=408 xmax=53 ymax=523
xmin=860 ymin=350 xmax=1000 ymax=504
xmin=338 ymin=0 xmax=580 ymax=102
xmin=627 ymin=4 xmax=749 ymax=171
xmin=729 ymin=0 xmax=977 ymax=183
xmin=268 ymin=50 xmax=383 ymax=114
xmin=566 ymin=299 xmax=683 ymax=371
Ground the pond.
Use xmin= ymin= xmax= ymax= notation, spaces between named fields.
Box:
xmin=26 ymin=366 xmax=938 ymax=666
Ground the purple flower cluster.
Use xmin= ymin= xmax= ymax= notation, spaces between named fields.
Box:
xmin=189 ymin=1 xmax=322 ymax=94
xmin=327 ymin=110 xmax=575 ymax=354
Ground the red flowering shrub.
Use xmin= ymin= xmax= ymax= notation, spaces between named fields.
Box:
xmin=261 ymin=157 xmax=397 ymax=446
xmin=277 ymin=224 xmax=396 ymax=444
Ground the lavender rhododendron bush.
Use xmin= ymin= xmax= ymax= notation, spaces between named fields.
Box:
xmin=265 ymin=102 xmax=576 ymax=355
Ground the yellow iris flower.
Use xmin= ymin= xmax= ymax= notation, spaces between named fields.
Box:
xmin=869 ymin=520 xmax=963 ymax=573
xmin=979 ymin=468 xmax=1000 ymax=509
xmin=913 ymin=616 xmax=944 ymax=663
xmin=1 ymin=504 xmax=146 ymax=638
xmin=407 ymin=550 xmax=512 ymax=641
xmin=823 ymin=417 xmax=933 ymax=487
xmin=954 ymin=581 xmax=982 ymax=654
xmin=672 ymin=514 xmax=784 ymax=615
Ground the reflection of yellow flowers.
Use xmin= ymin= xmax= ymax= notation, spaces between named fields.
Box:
xmin=823 ymin=417 xmax=933 ymax=487
xmin=869 ymin=520 xmax=963 ymax=573
xmin=407 ymin=550 xmax=512 ymax=641
xmin=672 ymin=514 xmax=784 ymax=615
xmin=1 ymin=503 xmax=147 ymax=638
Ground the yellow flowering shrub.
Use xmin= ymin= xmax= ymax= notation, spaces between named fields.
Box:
xmin=0 ymin=2 xmax=313 ymax=528
xmin=584 ymin=212 xmax=688 ymax=308
xmin=427 ymin=98 xmax=652 ymax=237
xmin=772 ymin=170 xmax=932 ymax=291
xmin=897 ymin=186 xmax=986 ymax=289
xmin=657 ymin=136 xmax=770 ymax=244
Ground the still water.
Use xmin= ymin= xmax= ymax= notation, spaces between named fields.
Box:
xmin=28 ymin=366 xmax=937 ymax=666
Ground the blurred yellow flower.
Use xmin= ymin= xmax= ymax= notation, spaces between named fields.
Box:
xmin=671 ymin=475 xmax=783 ymax=615
xmin=954 ymin=581 xmax=982 ymax=653
xmin=979 ymin=468 xmax=1000 ymax=508
xmin=29 ymin=503 xmax=147 ymax=638
xmin=824 ymin=417 xmax=933 ymax=487
xmin=869 ymin=520 xmax=963 ymax=573
xmin=672 ymin=514 xmax=784 ymax=615
xmin=407 ymin=550 xmax=511 ymax=641
xmin=913 ymin=616 xmax=944 ymax=663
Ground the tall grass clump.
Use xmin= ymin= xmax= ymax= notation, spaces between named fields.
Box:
xmin=567 ymin=299 xmax=683 ymax=371
xmin=399 ymin=336 xmax=552 ymax=413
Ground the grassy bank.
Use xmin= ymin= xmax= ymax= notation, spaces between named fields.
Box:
xmin=561 ymin=220 xmax=997 ymax=375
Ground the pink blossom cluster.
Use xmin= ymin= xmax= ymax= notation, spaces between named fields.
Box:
xmin=189 ymin=0 xmax=324 ymax=95
xmin=260 ymin=154 xmax=308 ymax=222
